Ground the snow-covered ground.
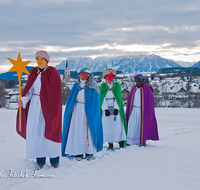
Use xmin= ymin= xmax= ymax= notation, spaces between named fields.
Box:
xmin=0 ymin=107 xmax=199 ymax=190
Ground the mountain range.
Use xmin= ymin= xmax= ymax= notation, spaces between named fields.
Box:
xmin=55 ymin=54 xmax=182 ymax=73
xmin=0 ymin=66 xmax=34 ymax=81
xmin=1 ymin=54 xmax=199 ymax=81
xmin=192 ymin=61 xmax=200 ymax=68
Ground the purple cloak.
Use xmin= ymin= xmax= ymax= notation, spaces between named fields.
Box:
xmin=125 ymin=84 xmax=159 ymax=146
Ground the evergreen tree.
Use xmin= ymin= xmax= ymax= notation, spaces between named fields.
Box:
xmin=145 ymin=76 xmax=150 ymax=85
xmin=159 ymin=75 xmax=163 ymax=80
xmin=186 ymin=77 xmax=192 ymax=108
xmin=151 ymin=74 xmax=154 ymax=81
xmin=181 ymin=75 xmax=185 ymax=81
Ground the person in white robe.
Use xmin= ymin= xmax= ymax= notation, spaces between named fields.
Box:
xmin=62 ymin=68 xmax=103 ymax=160
xmin=100 ymin=69 xmax=127 ymax=150
xmin=126 ymin=74 xmax=159 ymax=146
xmin=18 ymin=51 xmax=62 ymax=169
xmin=64 ymin=82 xmax=97 ymax=159
xmin=127 ymin=87 xmax=141 ymax=145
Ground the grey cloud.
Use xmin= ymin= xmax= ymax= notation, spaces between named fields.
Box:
xmin=0 ymin=0 xmax=200 ymax=72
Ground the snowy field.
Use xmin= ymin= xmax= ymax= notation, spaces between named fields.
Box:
xmin=0 ymin=107 xmax=200 ymax=190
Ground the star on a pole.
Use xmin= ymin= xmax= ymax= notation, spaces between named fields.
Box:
xmin=7 ymin=53 xmax=30 ymax=79
xmin=7 ymin=53 xmax=31 ymax=132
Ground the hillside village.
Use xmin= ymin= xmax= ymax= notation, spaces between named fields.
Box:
xmin=100 ymin=72 xmax=200 ymax=108
xmin=2 ymin=68 xmax=199 ymax=109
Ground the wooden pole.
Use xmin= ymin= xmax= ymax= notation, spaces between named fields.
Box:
xmin=18 ymin=75 xmax=22 ymax=131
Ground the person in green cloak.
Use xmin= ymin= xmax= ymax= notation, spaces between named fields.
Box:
xmin=99 ymin=68 xmax=127 ymax=150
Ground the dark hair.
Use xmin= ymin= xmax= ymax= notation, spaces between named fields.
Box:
xmin=44 ymin=58 xmax=48 ymax=63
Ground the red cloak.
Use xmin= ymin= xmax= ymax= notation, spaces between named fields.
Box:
xmin=16 ymin=66 xmax=62 ymax=143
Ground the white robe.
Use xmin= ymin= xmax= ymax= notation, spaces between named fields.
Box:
xmin=21 ymin=73 xmax=61 ymax=159
xmin=101 ymin=81 xmax=126 ymax=143
xmin=127 ymin=88 xmax=141 ymax=145
xmin=64 ymin=82 xmax=97 ymax=155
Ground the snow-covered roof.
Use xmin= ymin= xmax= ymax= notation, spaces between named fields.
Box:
xmin=5 ymin=89 xmax=13 ymax=92
xmin=190 ymin=84 xmax=200 ymax=93
xmin=121 ymin=88 xmax=130 ymax=93
xmin=7 ymin=90 xmax=19 ymax=95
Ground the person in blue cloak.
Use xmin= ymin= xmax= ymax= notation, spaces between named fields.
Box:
xmin=62 ymin=67 xmax=103 ymax=160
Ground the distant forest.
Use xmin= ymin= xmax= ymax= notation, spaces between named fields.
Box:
xmin=157 ymin=67 xmax=200 ymax=76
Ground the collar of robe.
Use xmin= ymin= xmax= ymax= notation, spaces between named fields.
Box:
xmin=107 ymin=81 xmax=113 ymax=89
xmin=137 ymin=84 xmax=144 ymax=88
xmin=77 ymin=82 xmax=86 ymax=90
xmin=105 ymin=81 xmax=116 ymax=91
xmin=37 ymin=66 xmax=48 ymax=74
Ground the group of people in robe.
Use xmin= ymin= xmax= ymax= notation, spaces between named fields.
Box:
xmin=17 ymin=50 xmax=159 ymax=169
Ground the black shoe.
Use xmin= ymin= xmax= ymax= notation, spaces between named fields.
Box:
xmin=85 ymin=153 xmax=93 ymax=157
xmin=52 ymin=164 xmax=59 ymax=168
xmin=107 ymin=143 xmax=114 ymax=151
xmin=75 ymin=154 xmax=84 ymax=161
xmin=139 ymin=145 xmax=146 ymax=147
xmin=36 ymin=164 xmax=44 ymax=170
xmin=85 ymin=154 xmax=94 ymax=161
xmin=119 ymin=141 xmax=124 ymax=148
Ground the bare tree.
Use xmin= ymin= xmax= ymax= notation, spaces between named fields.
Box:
xmin=193 ymin=93 xmax=200 ymax=108
xmin=62 ymin=82 xmax=71 ymax=105
xmin=2 ymin=79 xmax=17 ymax=88
xmin=151 ymin=83 xmax=161 ymax=107
xmin=0 ymin=81 xmax=6 ymax=108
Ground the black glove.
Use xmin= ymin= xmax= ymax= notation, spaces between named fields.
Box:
xmin=113 ymin=109 xmax=118 ymax=116
xmin=105 ymin=110 xmax=111 ymax=116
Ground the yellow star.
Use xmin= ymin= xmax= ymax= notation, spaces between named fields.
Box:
xmin=7 ymin=53 xmax=31 ymax=79
xmin=7 ymin=53 xmax=31 ymax=132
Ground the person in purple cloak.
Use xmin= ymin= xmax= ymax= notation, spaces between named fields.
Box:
xmin=125 ymin=74 xmax=159 ymax=146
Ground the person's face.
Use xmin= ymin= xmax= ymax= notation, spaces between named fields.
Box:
xmin=136 ymin=78 xmax=143 ymax=87
xmin=36 ymin=56 xmax=47 ymax=69
xmin=80 ymin=72 xmax=90 ymax=80
xmin=106 ymin=74 xmax=114 ymax=82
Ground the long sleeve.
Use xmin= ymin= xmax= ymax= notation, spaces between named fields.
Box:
xmin=21 ymin=86 xmax=34 ymax=109
xmin=114 ymin=99 xmax=119 ymax=110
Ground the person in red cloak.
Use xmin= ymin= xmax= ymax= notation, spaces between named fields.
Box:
xmin=17 ymin=50 xmax=62 ymax=169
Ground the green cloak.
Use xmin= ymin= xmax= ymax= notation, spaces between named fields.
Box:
xmin=99 ymin=81 xmax=127 ymax=146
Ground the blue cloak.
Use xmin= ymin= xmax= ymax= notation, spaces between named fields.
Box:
xmin=62 ymin=82 xmax=103 ymax=156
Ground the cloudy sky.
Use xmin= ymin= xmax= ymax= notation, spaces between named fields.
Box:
xmin=0 ymin=0 xmax=200 ymax=73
